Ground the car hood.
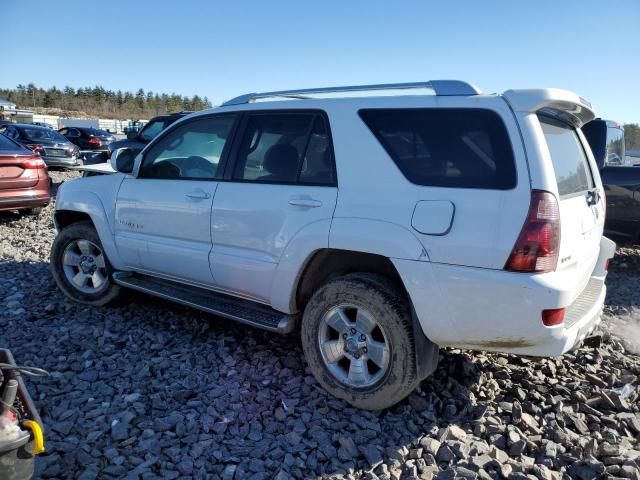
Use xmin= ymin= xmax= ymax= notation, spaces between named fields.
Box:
xmin=108 ymin=138 xmax=146 ymax=152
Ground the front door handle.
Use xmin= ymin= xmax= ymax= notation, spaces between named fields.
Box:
xmin=289 ymin=198 xmax=322 ymax=208
xmin=186 ymin=191 xmax=211 ymax=200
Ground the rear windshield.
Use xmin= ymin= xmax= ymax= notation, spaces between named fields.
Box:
xmin=21 ymin=127 xmax=67 ymax=142
xmin=359 ymin=108 xmax=516 ymax=189
xmin=84 ymin=128 xmax=111 ymax=136
xmin=0 ymin=133 xmax=21 ymax=150
xmin=539 ymin=115 xmax=594 ymax=196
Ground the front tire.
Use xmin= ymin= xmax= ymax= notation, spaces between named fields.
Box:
xmin=50 ymin=221 xmax=120 ymax=306
xmin=301 ymin=273 xmax=425 ymax=410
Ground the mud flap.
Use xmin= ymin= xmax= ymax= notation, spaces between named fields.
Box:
xmin=411 ymin=305 xmax=440 ymax=381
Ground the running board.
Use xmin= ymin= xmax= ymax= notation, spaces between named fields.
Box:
xmin=112 ymin=272 xmax=296 ymax=334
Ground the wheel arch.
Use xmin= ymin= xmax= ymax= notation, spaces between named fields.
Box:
xmin=53 ymin=192 xmax=125 ymax=270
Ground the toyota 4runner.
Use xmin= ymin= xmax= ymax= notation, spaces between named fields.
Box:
xmin=50 ymin=81 xmax=616 ymax=409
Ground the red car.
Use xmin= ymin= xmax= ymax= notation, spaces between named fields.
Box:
xmin=0 ymin=133 xmax=51 ymax=215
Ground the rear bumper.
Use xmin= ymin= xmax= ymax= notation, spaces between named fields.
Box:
xmin=0 ymin=193 xmax=50 ymax=211
xmin=394 ymin=236 xmax=616 ymax=357
xmin=42 ymin=156 xmax=81 ymax=167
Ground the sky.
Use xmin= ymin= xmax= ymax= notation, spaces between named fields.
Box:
xmin=1 ymin=0 xmax=639 ymax=123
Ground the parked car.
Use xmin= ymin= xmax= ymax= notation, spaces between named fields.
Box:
xmin=583 ymin=119 xmax=640 ymax=242
xmin=0 ymin=124 xmax=81 ymax=168
xmin=58 ymin=127 xmax=115 ymax=152
xmin=626 ymin=149 xmax=640 ymax=166
xmin=50 ymin=81 xmax=615 ymax=409
xmin=0 ymin=133 xmax=50 ymax=215
xmin=107 ymin=112 xmax=191 ymax=158
xmin=31 ymin=122 xmax=55 ymax=129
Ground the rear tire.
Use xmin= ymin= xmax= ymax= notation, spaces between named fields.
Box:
xmin=301 ymin=273 xmax=427 ymax=410
xmin=50 ymin=221 xmax=120 ymax=306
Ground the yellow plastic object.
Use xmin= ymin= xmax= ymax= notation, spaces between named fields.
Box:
xmin=22 ymin=420 xmax=45 ymax=455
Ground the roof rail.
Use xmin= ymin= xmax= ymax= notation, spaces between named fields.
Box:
xmin=222 ymin=80 xmax=482 ymax=106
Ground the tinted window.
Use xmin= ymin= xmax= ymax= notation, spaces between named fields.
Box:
xmin=359 ymin=108 xmax=516 ymax=189
xmin=84 ymin=128 xmax=110 ymax=136
xmin=606 ymin=127 xmax=625 ymax=166
xmin=0 ymin=133 xmax=20 ymax=150
xmin=539 ymin=115 xmax=594 ymax=196
xmin=299 ymin=117 xmax=335 ymax=185
xmin=234 ymin=113 xmax=326 ymax=184
xmin=20 ymin=127 xmax=67 ymax=142
xmin=139 ymin=119 xmax=167 ymax=142
xmin=139 ymin=115 xmax=235 ymax=180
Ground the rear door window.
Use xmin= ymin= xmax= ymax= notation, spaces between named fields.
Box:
xmin=232 ymin=112 xmax=336 ymax=185
xmin=359 ymin=108 xmax=516 ymax=189
xmin=538 ymin=115 xmax=594 ymax=196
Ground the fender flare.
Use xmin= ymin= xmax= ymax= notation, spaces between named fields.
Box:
xmin=55 ymin=192 xmax=125 ymax=270
xmin=329 ymin=217 xmax=429 ymax=261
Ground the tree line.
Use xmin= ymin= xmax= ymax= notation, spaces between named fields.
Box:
xmin=624 ymin=124 xmax=640 ymax=151
xmin=0 ymin=83 xmax=212 ymax=120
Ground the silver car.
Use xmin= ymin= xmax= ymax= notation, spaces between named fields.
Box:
xmin=0 ymin=124 xmax=81 ymax=167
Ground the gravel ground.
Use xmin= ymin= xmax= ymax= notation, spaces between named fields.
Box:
xmin=1 ymin=170 xmax=639 ymax=480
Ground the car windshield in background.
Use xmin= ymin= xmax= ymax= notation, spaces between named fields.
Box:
xmin=539 ymin=114 xmax=594 ymax=196
xmin=606 ymin=127 xmax=625 ymax=165
xmin=22 ymin=128 xmax=68 ymax=142
xmin=0 ymin=133 xmax=21 ymax=150
xmin=139 ymin=120 xmax=167 ymax=142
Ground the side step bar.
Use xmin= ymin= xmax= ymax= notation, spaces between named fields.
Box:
xmin=112 ymin=272 xmax=296 ymax=334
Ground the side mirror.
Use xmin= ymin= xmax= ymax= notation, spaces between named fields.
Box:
xmin=126 ymin=130 xmax=138 ymax=140
xmin=110 ymin=148 xmax=136 ymax=174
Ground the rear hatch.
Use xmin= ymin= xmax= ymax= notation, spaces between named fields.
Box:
xmin=0 ymin=151 xmax=40 ymax=190
xmin=43 ymin=143 xmax=76 ymax=157
xmin=538 ymin=114 xmax=603 ymax=275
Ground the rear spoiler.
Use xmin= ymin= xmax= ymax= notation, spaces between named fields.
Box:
xmin=502 ymin=88 xmax=595 ymax=128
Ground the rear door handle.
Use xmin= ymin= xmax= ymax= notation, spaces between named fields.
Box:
xmin=289 ymin=198 xmax=322 ymax=208
xmin=186 ymin=191 xmax=211 ymax=200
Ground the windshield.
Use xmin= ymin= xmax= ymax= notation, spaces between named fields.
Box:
xmin=139 ymin=120 xmax=167 ymax=142
xmin=606 ymin=127 xmax=625 ymax=165
xmin=539 ymin=115 xmax=594 ymax=196
xmin=21 ymin=127 xmax=68 ymax=142
xmin=85 ymin=128 xmax=111 ymax=136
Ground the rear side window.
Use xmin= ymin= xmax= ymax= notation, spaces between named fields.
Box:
xmin=539 ymin=115 xmax=594 ymax=196
xmin=359 ymin=108 xmax=516 ymax=189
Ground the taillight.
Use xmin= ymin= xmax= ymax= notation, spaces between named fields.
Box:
xmin=25 ymin=144 xmax=45 ymax=155
xmin=605 ymin=259 xmax=610 ymax=271
xmin=22 ymin=157 xmax=47 ymax=169
xmin=505 ymin=190 xmax=560 ymax=273
xmin=88 ymin=137 xmax=101 ymax=144
xmin=542 ymin=308 xmax=565 ymax=326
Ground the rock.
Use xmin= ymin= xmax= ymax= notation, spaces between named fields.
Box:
xmin=436 ymin=444 xmax=455 ymax=463
xmin=420 ymin=437 xmax=441 ymax=457
xmin=111 ymin=421 xmax=129 ymax=441
xmin=445 ymin=425 xmax=467 ymax=441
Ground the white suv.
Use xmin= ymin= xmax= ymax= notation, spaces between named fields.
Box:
xmin=50 ymin=81 xmax=615 ymax=409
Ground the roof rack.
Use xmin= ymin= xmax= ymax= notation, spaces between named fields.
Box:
xmin=222 ymin=80 xmax=482 ymax=106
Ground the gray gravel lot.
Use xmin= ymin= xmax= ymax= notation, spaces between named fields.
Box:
xmin=1 ymin=170 xmax=639 ymax=480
